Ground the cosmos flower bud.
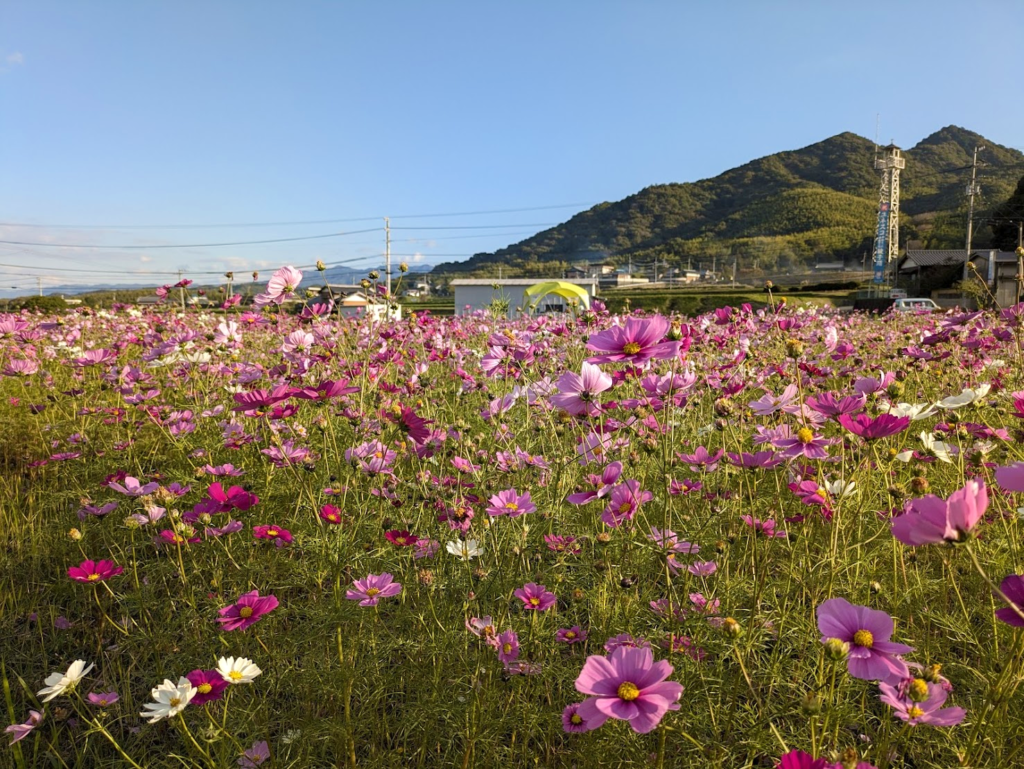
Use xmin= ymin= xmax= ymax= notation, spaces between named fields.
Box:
xmin=800 ymin=691 xmax=822 ymax=714
xmin=887 ymin=381 xmax=905 ymax=398
xmin=869 ymin=581 xmax=882 ymax=594
xmin=399 ymin=262 xmax=409 ymax=273
xmin=369 ymin=271 xmax=380 ymax=281
xmin=68 ymin=528 xmax=83 ymax=541
xmin=839 ymin=747 xmax=860 ymax=769
xmin=923 ymin=663 xmax=944 ymax=684
xmin=722 ymin=617 xmax=742 ymax=637
xmin=667 ymin=321 xmax=683 ymax=341
xmin=316 ymin=260 xmax=326 ymax=272
xmin=417 ymin=569 xmax=434 ymax=585
xmin=595 ymin=532 xmax=612 ymax=545
xmin=824 ymin=637 xmax=850 ymax=661
xmin=785 ymin=338 xmax=804 ymax=359
xmin=907 ymin=678 xmax=930 ymax=702
xmin=714 ymin=397 xmax=734 ymax=417
xmin=910 ymin=476 xmax=929 ymax=493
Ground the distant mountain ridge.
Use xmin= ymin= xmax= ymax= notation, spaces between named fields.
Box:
xmin=435 ymin=126 xmax=1024 ymax=276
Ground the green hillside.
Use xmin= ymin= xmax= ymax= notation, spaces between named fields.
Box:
xmin=436 ymin=126 xmax=1024 ymax=275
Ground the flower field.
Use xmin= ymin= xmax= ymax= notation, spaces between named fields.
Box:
xmin=3 ymin=267 xmax=1024 ymax=768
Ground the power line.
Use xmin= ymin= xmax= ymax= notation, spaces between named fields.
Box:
xmin=0 ymin=227 xmax=383 ymax=250
xmin=0 ymin=203 xmax=594 ymax=230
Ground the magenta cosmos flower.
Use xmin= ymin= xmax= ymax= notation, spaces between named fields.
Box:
xmin=837 ymin=413 xmax=910 ymax=440
xmin=878 ymin=681 xmax=966 ymax=726
xmin=514 ymin=582 xmax=557 ymax=611
xmin=890 ymin=479 xmax=987 ymax=546
xmin=556 ymin=626 xmax=588 ymax=644
xmin=217 ymin=590 xmax=279 ymax=631
xmin=252 ymin=524 xmax=293 ymax=546
xmin=570 ymin=645 xmax=683 ymax=733
xmin=86 ymin=691 xmax=119 ymax=707
xmin=585 ymin=316 xmax=681 ymax=365
xmin=5 ymin=710 xmax=43 ymax=745
xmin=346 ymin=573 xmax=402 ymax=607
xmin=186 ymin=669 xmax=228 ymax=705
xmin=496 ymin=630 xmax=520 ymax=664
xmin=601 ymin=480 xmax=653 ymax=528
xmin=68 ymin=559 xmax=123 ymax=584
xmin=550 ymin=361 xmax=613 ymax=417
xmin=775 ymin=751 xmax=827 ymax=769
xmin=486 ymin=488 xmax=536 ymax=518
xmin=817 ymin=598 xmax=913 ymax=681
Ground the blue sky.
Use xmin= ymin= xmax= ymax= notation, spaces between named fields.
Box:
xmin=1 ymin=1 xmax=1021 ymax=293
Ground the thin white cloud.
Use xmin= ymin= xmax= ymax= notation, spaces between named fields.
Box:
xmin=6 ymin=52 xmax=24 ymax=65
xmin=139 ymin=255 xmax=152 ymax=263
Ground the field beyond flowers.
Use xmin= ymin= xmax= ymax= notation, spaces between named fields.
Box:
xmin=4 ymin=268 xmax=1024 ymax=769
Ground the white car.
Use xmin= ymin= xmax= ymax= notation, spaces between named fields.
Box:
xmin=893 ymin=297 xmax=940 ymax=313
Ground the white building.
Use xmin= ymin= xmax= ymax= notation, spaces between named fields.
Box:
xmin=451 ymin=278 xmax=599 ymax=319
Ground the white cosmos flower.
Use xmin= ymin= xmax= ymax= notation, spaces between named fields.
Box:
xmin=140 ymin=678 xmax=196 ymax=723
xmin=217 ymin=656 xmax=262 ymax=685
xmin=919 ymin=431 xmax=955 ymax=464
xmin=825 ymin=480 xmax=857 ymax=499
xmin=937 ymin=384 xmax=991 ymax=410
xmin=881 ymin=401 xmax=938 ymax=421
xmin=37 ymin=660 xmax=94 ymax=702
xmin=446 ymin=539 xmax=483 ymax=561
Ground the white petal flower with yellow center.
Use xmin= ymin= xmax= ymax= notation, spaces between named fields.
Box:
xmin=37 ymin=660 xmax=94 ymax=703
xmin=140 ymin=678 xmax=196 ymax=723
xmin=446 ymin=539 xmax=483 ymax=561
xmin=217 ymin=656 xmax=262 ymax=685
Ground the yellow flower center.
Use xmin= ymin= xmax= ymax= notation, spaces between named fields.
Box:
xmin=504 ymin=502 xmax=519 ymax=511
xmin=853 ymin=629 xmax=874 ymax=648
xmin=503 ymin=643 xmax=513 ymax=654
xmin=617 ymin=681 xmax=641 ymax=701
xmin=229 ymin=671 xmax=243 ymax=681
xmin=570 ymin=713 xmax=583 ymax=725
xmin=239 ymin=606 xmax=254 ymax=618
xmin=88 ymin=573 xmax=101 ymax=581
xmin=98 ymin=698 xmax=108 ymax=705
xmin=169 ymin=696 xmax=182 ymax=707
xmin=198 ymin=683 xmax=212 ymax=694
xmin=796 ymin=427 xmax=815 ymax=444
xmin=623 ymin=342 xmax=642 ymax=355
xmin=366 ymin=588 xmax=380 ymax=597
xmin=395 ymin=537 xmax=406 ymax=545
xmin=907 ymin=706 xmax=925 ymax=719
xmin=267 ymin=530 xmax=279 ymax=537
xmin=565 ymin=631 xmax=576 ymax=639
xmin=529 ymin=597 xmax=540 ymax=606
xmin=908 ymin=679 xmax=929 ymax=702
xmin=619 ymin=502 xmax=631 ymax=513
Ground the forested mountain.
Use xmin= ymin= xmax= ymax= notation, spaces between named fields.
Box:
xmin=435 ymin=126 xmax=1024 ymax=276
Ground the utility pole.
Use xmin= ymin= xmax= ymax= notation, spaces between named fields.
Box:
xmin=36 ymin=276 xmax=42 ymax=296
xmin=177 ymin=269 xmax=186 ymax=311
xmin=963 ymin=145 xmax=984 ymax=283
xmin=384 ymin=217 xmax=391 ymax=297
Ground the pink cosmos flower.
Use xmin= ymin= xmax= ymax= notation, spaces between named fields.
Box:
xmin=68 ymin=559 xmax=123 ymax=584
xmin=601 ymin=480 xmax=653 ymax=528
xmin=202 ymin=463 xmax=245 ymax=477
xmin=995 ymin=462 xmax=1024 ymax=492
xmin=107 ymin=476 xmax=159 ymax=497
xmin=254 ymin=265 xmax=302 ymax=308
xmin=281 ymin=330 xmax=314 ymax=353
xmin=486 ymin=488 xmax=537 ymax=518
xmin=817 ymin=598 xmax=914 ymax=681
xmin=995 ymin=574 xmax=1024 ymax=627
xmin=556 ymin=626 xmax=588 ymax=644
xmin=878 ymin=681 xmax=966 ymax=726
xmin=741 ymin=515 xmax=787 ymax=538
xmin=687 ymin=561 xmax=717 ymax=576
xmin=562 ymin=702 xmax=591 ymax=733
xmin=466 ymin=616 xmax=498 ymax=644
xmin=346 ymin=573 xmax=402 ymax=607
xmin=550 ymin=361 xmax=613 ymax=417
xmin=514 ymin=582 xmax=557 ymax=611
xmin=413 ymin=539 xmax=440 ymax=559
xmin=5 ymin=710 xmax=43 ymax=745
xmin=604 ymin=633 xmax=651 ymax=652
xmin=496 ymin=630 xmax=520 ymax=664
xmin=775 ymin=751 xmax=827 ymax=769
xmin=217 ymin=590 xmax=279 ymax=631
xmin=319 ymin=505 xmax=344 ymax=524
xmin=890 ymin=479 xmax=987 ymax=546
xmin=544 ymin=534 xmax=581 ymax=554
xmin=252 ymin=524 xmax=293 ymax=547
xmin=570 ymin=645 xmax=683 ymax=733
xmin=805 ymin=392 xmax=867 ymax=418
xmin=586 ymin=315 xmax=681 ymax=365
xmin=185 ymin=669 xmax=228 ymax=705
xmin=239 ymin=740 xmax=271 ymax=768
xmin=566 ymin=461 xmax=622 ymax=505
xmin=86 ymin=691 xmax=119 ymax=707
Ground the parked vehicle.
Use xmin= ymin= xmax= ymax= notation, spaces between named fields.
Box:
xmin=893 ymin=297 xmax=941 ymax=312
